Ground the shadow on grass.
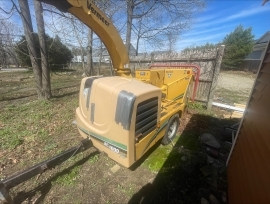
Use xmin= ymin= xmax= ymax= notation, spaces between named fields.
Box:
xmin=52 ymin=90 xmax=79 ymax=99
xmin=129 ymin=113 xmax=235 ymax=204
xmin=0 ymin=84 xmax=80 ymax=102
xmin=13 ymin=151 xmax=99 ymax=204
xmin=51 ymin=69 xmax=77 ymax=73
xmin=0 ymin=93 xmax=37 ymax=102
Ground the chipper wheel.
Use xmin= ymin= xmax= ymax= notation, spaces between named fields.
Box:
xmin=161 ymin=114 xmax=180 ymax=145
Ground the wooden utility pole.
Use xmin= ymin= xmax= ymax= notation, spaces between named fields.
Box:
xmin=34 ymin=0 xmax=51 ymax=99
xmin=18 ymin=0 xmax=43 ymax=98
xmin=207 ymin=45 xmax=225 ymax=111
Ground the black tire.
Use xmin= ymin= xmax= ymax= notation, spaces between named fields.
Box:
xmin=161 ymin=114 xmax=180 ymax=145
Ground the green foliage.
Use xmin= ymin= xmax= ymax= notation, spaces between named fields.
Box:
xmin=88 ymin=154 xmax=99 ymax=163
xmin=16 ymin=33 xmax=73 ymax=69
xmin=0 ymin=129 xmax=23 ymax=149
xmin=182 ymin=42 xmax=218 ymax=52
xmin=188 ymin=102 xmax=213 ymax=116
xmin=71 ymin=47 xmax=86 ymax=56
xmin=0 ymin=45 xmax=8 ymax=66
xmin=221 ymin=25 xmax=254 ymax=70
xmin=53 ymin=166 xmax=81 ymax=186
xmin=188 ymin=102 xmax=204 ymax=111
xmin=143 ymin=134 xmax=180 ymax=173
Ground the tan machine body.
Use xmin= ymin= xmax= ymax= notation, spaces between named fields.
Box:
xmin=76 ymin=69 xmax=192 ymax=167
xmin=39 ymin=0 xmax=195 ymax=167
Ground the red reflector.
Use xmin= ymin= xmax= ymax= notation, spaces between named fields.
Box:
xmin=187 ymin=71 xmax=190 ymax=74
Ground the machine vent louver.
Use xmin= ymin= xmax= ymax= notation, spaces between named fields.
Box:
xmin=135 ymin=97 xmax=158 ymax=139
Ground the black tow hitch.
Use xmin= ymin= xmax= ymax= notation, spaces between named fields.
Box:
xmin=0 ymin=139 xmax=92 ymax=203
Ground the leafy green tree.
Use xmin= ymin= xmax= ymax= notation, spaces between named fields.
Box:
xmin=221 ymin=25 xmax=254 ymax=70
xmin=48 ymin=35 xmax=73 ymax=68
xmin=16 ymin=33 xmax=73 ymax=69
xmin=182 ymin=42 xmax=218 ymax=52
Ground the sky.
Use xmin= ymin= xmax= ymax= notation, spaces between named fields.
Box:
xmin=177 ymin=0 xmax=270 ymax=50
xmin=1 ymin=0 xmax=270 ymax=52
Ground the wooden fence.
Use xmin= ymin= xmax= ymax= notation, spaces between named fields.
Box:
xmin=240 ymin=59 xmax=261 ymax=73
xmin=130 ymin=45 xmax=225 ymax=110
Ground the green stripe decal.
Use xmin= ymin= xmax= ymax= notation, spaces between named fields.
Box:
xmin=78 ymin=126 xmax=127 ymax=151
xmin=142 ymin=121 xmax=168 ymax=154
xmin=173 ymin=93 xmax=184 ymax=101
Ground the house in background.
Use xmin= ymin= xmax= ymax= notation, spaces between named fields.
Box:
xmin=241 ymin=31 xmax=270 ymax=72
xmin=72 ymin=44 xmax=137 ymax=64
xmin=72 ymin=49 xmax=103 ymax=63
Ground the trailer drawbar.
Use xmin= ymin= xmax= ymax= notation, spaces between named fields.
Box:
xmin=0 ymin=139 xmax=92 ymax=203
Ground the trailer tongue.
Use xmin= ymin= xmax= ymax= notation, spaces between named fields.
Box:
xmin=0 ymin=139 xmax=92 ymax=203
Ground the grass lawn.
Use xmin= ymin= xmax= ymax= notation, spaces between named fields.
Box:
xmin=0 ymin=70 xmax=233 ymax=203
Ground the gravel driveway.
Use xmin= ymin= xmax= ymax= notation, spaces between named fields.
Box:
xmin=215 ymin=71 xmax=256 ymax=104
xmin=0 ymin=68 xmax=28 ymax=73
xmin=217 ymin=72 xmax=255 ymax=91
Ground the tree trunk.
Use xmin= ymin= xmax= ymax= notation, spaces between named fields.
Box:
xmin=135 ymin=36 xmax=140 ymax=56
xmin=81 ymin=48 xmax=85 ymax=71
xmin=98 ymin=40 xmax=103 ymax=75
xmin=135 ymin=19 xmax=142 ymax=56
xmin=18 ymin=0 xmax=43 ymax=98
xmin=87 ymin=28 xmax=93 ymax=76
xmin=109 ymin=59 xmax=113 ymax=76
xmin=126 ymin=0 xmax=133 ymax=56
xmin=34 ymin=0 xmax=51 ymax=99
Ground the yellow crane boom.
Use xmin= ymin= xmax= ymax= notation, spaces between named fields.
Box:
xmin=39 ymin=0 xmax=130 ymax=76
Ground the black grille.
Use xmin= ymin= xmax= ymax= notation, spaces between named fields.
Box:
xmin=135 ymin=97 xmax=158 ymax=139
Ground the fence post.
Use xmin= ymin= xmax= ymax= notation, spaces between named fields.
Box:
xmin=151 ymin=53 xmax=154 ymax=64
xmin=207 ymin=45 xmax=225 ymax=111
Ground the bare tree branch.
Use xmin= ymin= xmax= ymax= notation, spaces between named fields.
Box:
xmin=43 ymin=8 xmax=69 ymax=18
xmin=0 ymin=4 xmax=14 ymax=15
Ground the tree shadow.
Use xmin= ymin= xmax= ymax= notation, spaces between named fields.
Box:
xmin=52 ymin=90 xmax=79 ymax=99
xmin=0 ymin=93 xmax=37 ymax=102
xmin=53 ymin=84 xmax=80 ymax=91
xmin=51 ymin=69 xmax=77 ymax=73
xmin=12 ymin=151 xmax=99 ymax=204
xmin=129 ymin=112 xmax=237 ymax=204
xmin=0 ymin=85 xmax=80 ymax=102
